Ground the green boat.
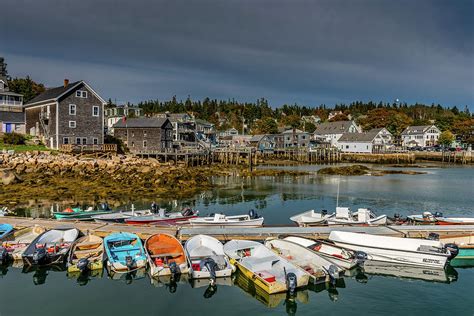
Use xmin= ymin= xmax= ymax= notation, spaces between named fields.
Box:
xmin=53 ymin=207 xmax=112 ymax=220
xmin=441 ymin=235 xmax=474 ymax=266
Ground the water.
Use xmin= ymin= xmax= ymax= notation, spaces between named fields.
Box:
xmin=1 ymin=164 xmax=474 ymax=315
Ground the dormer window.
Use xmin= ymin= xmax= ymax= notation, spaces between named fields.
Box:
xmin=76 ymin=90 xmax=87 ymax=98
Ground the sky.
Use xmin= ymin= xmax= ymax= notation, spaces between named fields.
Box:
xmin=1 ymin=0 xmax=473 ymax=108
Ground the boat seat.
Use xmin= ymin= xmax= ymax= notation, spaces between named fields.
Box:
xmin=76 ymin=242 xmax=102 ymax=250
xmin=188 ymin=246 xmax=216 ymax=258
xmin=150 ymin=253 xmax=182 ymax=258
xmin=242 ymin=256 xmax=278 ymax=271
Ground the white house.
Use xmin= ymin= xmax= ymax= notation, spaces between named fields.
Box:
xmin=313 ymin=121 xmax=361 ymax=147
xmin=401 ymin=125 xmax=440 ymax=147
xmin=338 ymin=128 xmax=393 ymax=153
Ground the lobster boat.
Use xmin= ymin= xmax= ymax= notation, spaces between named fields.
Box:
xmin=67 ymin=234 xmax=104 ymax=273
xmin=146 ymin=233 xmax=190 ymax=277
xmin=104 ymin=232 xmax=147 ymax=272
xmin=1 ymin=225 xmax=45 ymax=263
xmin=224 ymin=240 xmax=310 ymax=294
xmin=22 ymin=227 xmax=79 ymax=266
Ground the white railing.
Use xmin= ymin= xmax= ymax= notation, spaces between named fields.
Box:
xmin=0 ymin=100 xmax=22 ymax=106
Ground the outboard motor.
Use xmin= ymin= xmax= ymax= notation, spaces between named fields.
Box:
xmin=354 ymin=251 xmax=368 ymax=265
xmin=327 ymin=264 xmax=339 ymax=284
xmin=125 ymin=255 xmax=135 ymax=270
xmin=202 ymin=257 xmax=218 ymax=285
xmin=321 ymin=209 xmax=328 ymax=216
xmin=285 ymin=269 xmax=297 ymax=296
xmin=355 ymin=271 xmax=368 ymax=284
xmin=248 ymin=209 xmax=258 ymax=219
xmin=0 ymin=247 xmax=8 ymax=264
xmin=444 ymin=243 xmax=459 ymax=260
xmin=76 ymin=258 xmax=90 ymax=272
xmin=169 ymin=261 xmax=181 ymax=280
xmin=32 ymin=247 xmax=47 ymax=264
xmin=203 ymin=284 xmax=217 ymax=299
xmin=427 ymin=232 xmax=440 ymax=241
xmin=433 ymin=212 xmax=443 ymax=218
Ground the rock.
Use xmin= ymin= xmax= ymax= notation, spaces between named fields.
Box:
xmin=0 ymin=168 xmax=22 ymax=185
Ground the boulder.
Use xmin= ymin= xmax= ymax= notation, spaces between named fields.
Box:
xmin=0 ymin=168 xmax=22 ymax=185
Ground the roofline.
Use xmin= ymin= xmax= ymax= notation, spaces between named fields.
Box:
xmin=24 ymin=102 xmax=57 ymax=110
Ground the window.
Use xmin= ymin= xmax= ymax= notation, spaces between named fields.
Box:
xmin=69 ymin=104 xmax=76 ymax=115
xmin=346 ymin=145 xmax=349 ymax=149
xmin=143 ymin=130 xmax=147 ymax=137
xmin=14 ymin=125 xmax=22 ymax=132
xmin=92 ymin=106 xmax=100 ymax=117
xmin=76 ymin=138 xmax=81 ymax=145
xmin=82 ymin=138 xmax=87 ymax=145
xmin=131 ymin=142 xmax=135 ymax=147
xmin=69 ymin=121 xmax=76 ymax=128
xmin=76 ymin=90 xmax=87 ymax=98
xmin=143 ymin=140 xmax=147 ymax=148
xmin=131 ymin=131 xmax=135 ymax=137
xmin=63 ymin=137 xmax=69 ymax=144
xmin=93 ymin=138 xmax=98 ymax=145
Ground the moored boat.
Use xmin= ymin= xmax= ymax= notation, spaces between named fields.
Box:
xmin=53 ymin=206 xmax=112 ymax=221
xmin=91 ymin=209 xmax=152 ymax=223
xmin=22 ymin=226 xmax=79 ymax=266
xmin=407 ymin=211 xmax=439 ymax=224
xmin=104 ymin=232 xmax=147 ymax=272
xmin=1 ymin=225 xmax=45 ymax=262
xmin=145 ymin=233 xmax=190 ymax=277
xmin=185 ymin=234 xmax=233 ymax=285
xmin=329 ymin=231 xmax=458 ymax=269
xmin=326 ymin=207 xmax=387 ymax=226
xmin=289 ymin=209 xmax=335 ymax=227
xmin=224 ymin=239 xmax=310 ymax=294
xmin=187 ymin=211 xmax=263 ymax=228
xmin=0 ymin=223 xmax=14 ymax=240
xmin=435 ymin=217 xmax=474 ymax=225
xmin=67 ymin=234 xmax=104 ymax=273
xmin=440 ymin=235 xmax=474 ymax=260
xmin=125 ymin=208 xmax=198 ymax=225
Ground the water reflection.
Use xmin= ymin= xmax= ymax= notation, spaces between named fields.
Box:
xmin=22 ymin=264 xmax=66 ymax=285
xmin=67 ymin=268 xmax=103 ymax=286
xmin=106 ymin=267 xmax=146 ymax=284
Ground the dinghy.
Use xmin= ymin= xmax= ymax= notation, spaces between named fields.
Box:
xmin=264 ymin=238 xmax=344 ymax=283
xmin=282 ymin=236 xmax=363 ymax=270
xmin=187 ymin=211 xmax=263 ymax=228
xmin=440 ymin=235 xmax=474 ymax=260
xmin=53 ymin=206 xmax=112 ymax=221
xmin=125 ymin=208 xmax=198 ymax=225
xmin=407 ymin=211 xmax=439 ymax=224
xmin=435 ymin=217 xmax=474 ymax=225
xmin=329 ymin=231 xmax=458 ymax=268
xmin=145 ymin=233 xmax=190 ymax=277
xmin=290 ymin=209 xmax=335 ymax=227
xmin=224 ymin=240 xmax=310 ymax=294
xmin=104 ymin=232 xmax=147 ymax=272
xmin=184 ymin=234 xmax=233 ymax=285
xmin=67 ymin=234 xmax=104 ymax=273
xmin=326 ymin=207 xmax=387 ymax=226
xmin=1 ymin=225 xmax=45 ymax=262
xmin=22 ymin=227 xmax=79 ymax=266
xmin=0 ymin=224 xmax=14 ymax=240
xmin=91 ymin=209 xmax=152 ymax=223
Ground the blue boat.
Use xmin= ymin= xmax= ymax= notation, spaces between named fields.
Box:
xmin=104 ymin=232 xmax=147 ymax=272
xmin=0 ymin=224 xmax=14 ymax=240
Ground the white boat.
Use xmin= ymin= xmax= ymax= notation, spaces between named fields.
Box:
xmin=289 ymin=210 xmax=335 ymax=226
xmin=224 ymin=240 xmax=310 ymax=294
xmin=264 ymin=238 xmax=344 ymax=282
xmin=407 ymin=211 xmax=439 ymax=223
xmin=435 ymin=217 xmax=474 ymax=225
xmin=91 ymin=209 xmax=152 ymax=223
xmin=329 ymin=231 xmax=457 ymax=269
xmin=187 ymin=213 xmax=264 ymax=228
xmin=283 ymin=236 xmax=362 ymax=270
xmin=1 ymin=225 xmax=46 ymax=261
xmin=326 ymin=207 xmax=387 ymax=226
xmin=184 ymin=234 xmax=233 ymax=284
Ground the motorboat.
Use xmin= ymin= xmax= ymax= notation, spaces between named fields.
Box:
xmin=67 ymin=234 xmax=104 ymax=273
xmin=187 ymin=211 xmax=263 ymax=228
xmin=124 ymin=208 xmax=198 ymax=225
xmin=91 ymin=209 xmax=152 ymax=223
xmin=53 ymin=206 xmax=112 ymax=221
xmin=329 ymin=231 xmax=458 ymax=268
xmin=407 ymin=211 xmax=439 ymax=224
xmin=289 ymin=209 xmax=335 ymax=227
xmin=435 ymin=217 xmax=474 ymax=225
xmin=440 ymin=235 xmax=474 ymax=260
xmin=145 ymin=233 xmax=190 ymax=277
xmin=1 ymin=225 xmax=45 ymax=262
xmin=104 ymin=232 xmax=147 ymax=272
xmin=326 ymin=207 xmax=387 ymax=226
xmin=224 ymin=239 xmax=310 ymax=294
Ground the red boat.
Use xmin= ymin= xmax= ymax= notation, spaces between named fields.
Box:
xmin=435 ymin=217 xmax=474 ymax=225
xmin=124 ymin=208 xmax=198 ymax=225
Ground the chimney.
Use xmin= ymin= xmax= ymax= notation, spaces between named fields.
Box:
xmin=64 ymin=79 xmax=69 ymax=87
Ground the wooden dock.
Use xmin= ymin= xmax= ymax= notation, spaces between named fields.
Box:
xmin=1 ymin=216 xmax=473 ymax=242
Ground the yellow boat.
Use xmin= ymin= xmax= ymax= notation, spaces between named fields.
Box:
xmin=67 ymin=234 xmax=104 ymax=273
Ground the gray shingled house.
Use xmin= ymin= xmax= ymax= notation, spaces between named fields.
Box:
xmin=24 ymin=80 xmax=106 ymax=149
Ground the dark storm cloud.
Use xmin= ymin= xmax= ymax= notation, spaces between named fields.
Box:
xmin=1 ymin=0 xmax=473 ymax=107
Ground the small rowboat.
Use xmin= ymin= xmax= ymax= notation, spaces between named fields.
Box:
xmin=146 ymin=233 xmax=190 ymax=277
xmin=435 ymin=217 xmax=474 ymax=225
xmin=125 ymin=209 xmax=198 ymax=225
xmin=290 ymin=210 xmax=335 ymax=227
xmin=440 ymin=235 xmax=474 ymax=260
xmin=104 ymin=232 xmax=147 ymax=272
xmin=53 ymin=207 xmax=112 ymax=221
xmin=187 ymin=212 xmax=263 ymax=228
xmin=91 ymin=210 xmax=152 ymax=223
xmin=326 ymin=207 xmax=387 ymax=226
xmin=185 ymin=234 xmax=233 ymax=285
xmin=0 ymin=223 xmax=14 ymax=240
xmin=407 ymin=211 xmax=439 ymax=224
xmin=283 ymin=236 xmax=362 ymax=270
xmin=22 ymin=226 xmax=79 ymax=266
xmin=1 ymin=225 xmax=45 ymax=262
xmin=224 ymin=240 xmax=310 ymax=294
xmin=67 ymin=234 xmax=104 ymax=273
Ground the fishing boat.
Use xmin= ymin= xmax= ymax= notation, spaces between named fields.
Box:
xmin=440 ymin=235 xmax=474 ymax=260
xmin=67 ymin=234 xmax=104 ymax=273
xmin=0 ymin=223 xmax=14 ymax=240
xmin=187 ymin=211 xmax=263 ymax=228
xmin=435 ymin=217 xmax=474 ymax=225
xmin=282 ymin=236 xmax=363 ymax=270
xmin=329 ymin=231 xmax=458 ymax=269
xmin=22 ymin=226 xmax=79 ymax=266
xmin=91 ymin=209 xmax=152 ymax=223
xmin=264 ymin=238 xmax=344 ymax=283
xmin=124 ymin=208 xmax=198 ymax=225
xmin=53 ymin=206 xmax=112 ymax=221
xmin=145 ymin=233 xmax=190 ymax=277
xmin=407 ymin=211 xmax=439 ymax=224
xmin=224 ymin=240 xmax=310 ymax=294
xmin=326 ymin=207 xmax=387 ymax=226
xmin=184 ymin=234 xmax=233 ymax=285
xmin=104 ymin=232 xmax=147 ymax=272
xmin=289 ymin=209 xmax=335 ymax=227
xmin=1 ymin=225 xmax=45 ymax=262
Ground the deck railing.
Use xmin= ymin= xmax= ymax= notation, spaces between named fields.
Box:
xmin=59 ymin=144 xmax=117 ymax=153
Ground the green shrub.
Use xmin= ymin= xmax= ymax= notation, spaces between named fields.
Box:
xmin=2 ymin=132 xmax=26 ymax=145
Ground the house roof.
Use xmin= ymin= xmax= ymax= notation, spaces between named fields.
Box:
xmin=0 ymin=111 xmax=25 ymax=123
xmin=0 ymin=91 xmax=23 ymax=97
xmin=338 ymin=130 xmax=380 ymax=142
xmin=113 ymin=117 xmax=170 ymax=128
xmin=250 ymin=134 xmax=267 ymax=142
xmin=155 ymin=113 xmax=192 ymax=122
xmin=195 ymin=118 xmax=214 ymax=126
xmin=313 ymin=121 xmax=355 ymax=134
xmin=282 ymin=128 xmax=306 ymax=134
xmin=401 ymin=125 xmax=436 ymax=135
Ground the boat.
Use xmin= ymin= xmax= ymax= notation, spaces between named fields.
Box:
xmin=224 ymin=239 xmax=310 ymax=294
xmin=187 ymin=211 xmax=263 ymax=228
xmin=184 ymin=234 xmax=233 ymax=285
xmin=326 ymin=207 xmax=387 ymax=226
xmin=1 ymin=225 xmax=45 ymax=262
xmin=124 ymin=208 xmax=198 ymax=225
xmin=22 ymin=226 xmax=79 ymax=266
xmin=67 ymin=234 xmax=104 ymax=273
xmin=282 ymin=236 xmax=363 ymax=270
xmin=0 ymin=223 xmax=14 ymax=240
xmin=289 ymin=209 xmax=335 ymax=227
xmin=104 ymin=232 xmax=147 ymax=272
xmin=264 ymin=238 xmax=344 ymax=283
xmin=435 ymin=217 xmax=474 ymax=225
xmin=440 ymin=235 xmax=474 ymax=260
xmin=145 ymin=233 xmax=190 ymax=278
xmin=407 ymin=211 xmax=439 ymax=224
xmin=329 ymin=231 xmax=458 ymax=268
xmin=53 ymin=206 xmax=112 ymax=221
xmin=91 ymin=209 xmax=152 ymax=223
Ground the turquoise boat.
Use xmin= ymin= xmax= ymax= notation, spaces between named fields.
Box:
xmin=104 ymin=232 xmax=147 ymax=272
xmin=0 ymin=223 xmax=14 ymax=240
xmin=53 ymin=207 xmax=112 ymax=220
xmin=441 ymin=235 xmax=474 ymax=264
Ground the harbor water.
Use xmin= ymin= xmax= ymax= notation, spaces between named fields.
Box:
xmin=1 ymin=164 xmax=473 ymax=315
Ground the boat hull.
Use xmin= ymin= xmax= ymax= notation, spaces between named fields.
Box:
xmin=327 ymin=215 xmax=387 ymax=226
xmin=125 ymin=215 xmax=198 ymax=225
xmin=188 ymin=217 xmax=264 ymax=228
